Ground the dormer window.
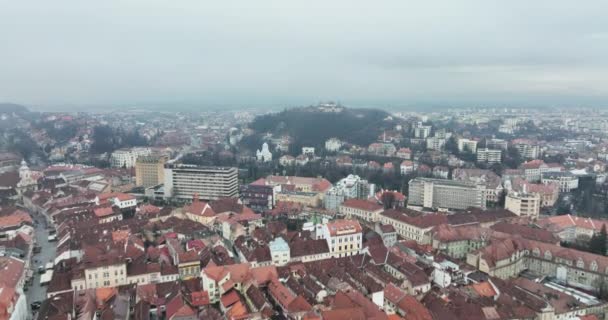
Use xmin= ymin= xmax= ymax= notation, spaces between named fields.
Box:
xmin=533 ymin=248 xmax=540 ymax=257
xmin=591 ymin=261 xmax=598 ymax=272
xmin=544 ymin=251 xmax=552 ymax=260
xmin=577 ymin=259 xmax=585 ymax=269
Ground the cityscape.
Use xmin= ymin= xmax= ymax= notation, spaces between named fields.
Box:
xmin=2 ymin=103 xmax=608 ymax=319
xmin=2 ymin=1 xmax=608 ymax=320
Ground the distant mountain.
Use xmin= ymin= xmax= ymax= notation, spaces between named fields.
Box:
xmin=245 ymin=106 xmax=393 ymax=152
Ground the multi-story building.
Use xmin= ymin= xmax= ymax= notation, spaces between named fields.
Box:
xmin=457 ymin=138 xmax=478 ymax=154
xmin=537 ymin=214 xmax=608 ymax=243
xmin=467 ymin=237 xmax=608 ymax=292
xmin=323 ymin=174 xmax=372 ymax=210
xmin=163 ymin=164 xmax=238 ymax=201
xmin=269 ymin=237 xmax=290 ymax=266
xmin=452 ymin=169 xmax=503 ymax=205
xmin=400 ymin=160 xmax=416 ymax=175
xmin=426 ymin=137 xmax=446 ymax=151
xmin=413 ymin=122 xmax=432 ymax=139
xmin=408 ymin=178 xmax=487 ymax=211
xmin=512 ymin=139 xmax=540 ymax=159
xmin=486 ymin=138 xmax=508 ymax=150
xmin=110 ymin=147 xmax=151 ymax=168
xmin=541 ymin=171 xmax=579 ymax=192
xmin=320 ymin=219 xmax=362 ymax=258
xmin=239 ymin=183 xmax=274 ymax=212
xmin=476 ymin=148 xmax=502 ymax=164
xmin=135 ymin=155 xmax=167 ymax=187
xmin=378 ymin=210 xmax=447 ymax=244
xmin=520 ymin=160 xmax=563 ymax=182
xmin=338 ymin=199 xmax=383 ymax=222
xmin=81 ymin=256 xmax=127 ymax=289
xmin=504 ymin=192 xmax=540 ymax=218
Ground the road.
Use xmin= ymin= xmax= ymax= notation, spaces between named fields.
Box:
xmin=25 ymin=211 xmax=57 ymax=317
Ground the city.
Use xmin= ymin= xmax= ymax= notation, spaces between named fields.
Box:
xmin=1 ymin=1 xmax=608 ymax=320
xmin=3 ymin=103 xmax=608 ymax=319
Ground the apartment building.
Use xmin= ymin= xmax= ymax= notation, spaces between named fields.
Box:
xmin=135 ymin=155 xmax=167 ymax=187
xmin=163 ymin=164 xmax=238 ymax=201
xmin=408 ymin=178 xmax=487 ymax=211
xmin=505 ymin=192 xmax=541 ymax=218
xmin=457 ymin=138 xmax=478 ymax=154
xmin=541 ymin=171 xmax=579 ymax=192
xmin=320 ymin=219 xmax=363 ymax=258
xmin=110 ymin=147 xmax=151 ymax=168
xmin=476 ymin=148 xmax=502 ymax=164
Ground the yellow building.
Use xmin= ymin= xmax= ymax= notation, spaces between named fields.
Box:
xmin=135 ymin=155 xmax=167 ymax=187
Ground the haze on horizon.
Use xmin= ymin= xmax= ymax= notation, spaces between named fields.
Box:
xmin=1 ymin=0 xmax=607 ymax=110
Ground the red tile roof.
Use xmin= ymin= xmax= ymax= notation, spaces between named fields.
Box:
xmin=326 ymin=219 xmax=362 ymax=236
xmin=341 ymin=199 xmax=383 ymax=212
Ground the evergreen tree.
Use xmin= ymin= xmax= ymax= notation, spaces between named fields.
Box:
xmin=589 ymin=224 xmax=607 ymax=255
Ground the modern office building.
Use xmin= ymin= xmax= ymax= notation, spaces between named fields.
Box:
xmin=163 ymin=164 xmax=238 ymax=201
xmin=408 ymin=178 xmax=486 ymax=210
xmin=135 ymin=155 xmax=168 ymax=187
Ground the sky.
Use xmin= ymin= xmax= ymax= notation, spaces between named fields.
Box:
xmin=0 ymin=0 xmax=607 ymax=110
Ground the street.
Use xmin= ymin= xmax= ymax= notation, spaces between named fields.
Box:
xmin=26 ymin=211 xmax=57 ymax=316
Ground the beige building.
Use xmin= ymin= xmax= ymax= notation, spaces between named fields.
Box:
xmin=82 ymin=260 xmax=127 ymax=289
xmin=467 ymin=237 xmax=608 ymax=293
xmin=135 ymin=155 xmax=167 ymax=187
xmin=339 ymin=199 xmax=383 ymax=222
xmin=378 ymin=210 xmax=447 ymax=244
xmin=505 ymin=192 xmax=540 ymax=218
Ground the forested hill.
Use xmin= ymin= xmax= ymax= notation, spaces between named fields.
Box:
xmin=247 ymin=106 xmax=393 ymax=150
xmin=0 ymin=103 xmax=30 ymax=115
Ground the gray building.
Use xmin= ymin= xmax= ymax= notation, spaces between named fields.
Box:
xmin=163 ymin=163 xmax=238 ymax=201
xmin=408 ymin=178 xmax=486 ymax=211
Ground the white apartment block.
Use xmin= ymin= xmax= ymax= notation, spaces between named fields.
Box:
xmin=408 ymin=178 xmax=486 ymax=210
xmin=164 ymin=164 xmax=238 ymax=201
xmin=457 ymin=138 xmax=478 ymax=154
xmin=110 ymin=147 xmax=152 ymax=168
xmin=476 ymin=148 xmax=502 ymax=164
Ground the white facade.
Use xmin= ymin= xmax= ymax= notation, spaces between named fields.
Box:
xmin=302 ymin=147 xmax=315 ymax=157
xmin=320 ymin=220 xmax=363 ymax=258
xmin=476 ymin=148 xmax=502 ymax=164
xmin=325 ymin=138 xmax=343 ymax=152
xmin=457 ymin=138 xmax=478 ymax=154
xmin=163 ymin=164 xmax=238 ymax=200
xmin=256 ymin=143 xmax=273 ymax=162
xmin=110 ymin=147 xmax=151 ymax=168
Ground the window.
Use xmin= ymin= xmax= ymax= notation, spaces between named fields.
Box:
xmin=577 ymin=259 xmax=585 ymax=269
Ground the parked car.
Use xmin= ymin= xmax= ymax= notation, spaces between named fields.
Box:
xmin=31 ymin=301 xmax=42 ymax=310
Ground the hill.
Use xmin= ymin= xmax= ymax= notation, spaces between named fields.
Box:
xmin=0 ymin=103 xmax=30 ymax=115
xmin=245 ymin=106 xmax=393 ymax=152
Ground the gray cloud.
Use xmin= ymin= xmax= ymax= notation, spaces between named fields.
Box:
xmin=0 ymin=0 xmax=607 ymax=109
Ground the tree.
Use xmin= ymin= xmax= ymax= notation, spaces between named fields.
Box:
xmin=381 ymin=192 xmax=396 ymax=209
xmin=589 ymin=224 xmax=607 ymax=255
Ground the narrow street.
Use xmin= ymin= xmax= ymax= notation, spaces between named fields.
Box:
xmin=26 ymin=210 xmax=57 ymax=317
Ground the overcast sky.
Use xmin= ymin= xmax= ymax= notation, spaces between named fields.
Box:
xmin=1 ymin=1 xmax=607 ymax=110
